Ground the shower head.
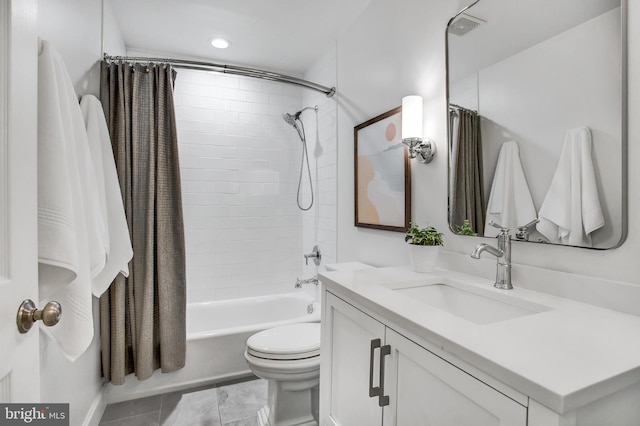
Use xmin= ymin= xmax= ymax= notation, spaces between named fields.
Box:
xmin=282 ymin=111 xmax=304 ymax=142
xmin=282 ymin=105 xmax=318 ymax=127
xmin=282 ymin=111 xmax=299 ymax=127
xmin=283 ymin=105 xmax=318 ymax=143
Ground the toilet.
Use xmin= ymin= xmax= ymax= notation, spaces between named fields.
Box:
xmin=244 ymin=322 xmax=321 ymax=426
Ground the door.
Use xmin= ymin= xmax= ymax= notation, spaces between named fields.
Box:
xmin=320 ymin=292 xmax=386 ymax=426
xmin=0 ymin=0 xmax=40 ymax=403
xmin=384 ymin=329 xmax=527 ymax=426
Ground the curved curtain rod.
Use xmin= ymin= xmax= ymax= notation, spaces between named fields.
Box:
xmin=103 ymin=53 xmax=336 ymax=98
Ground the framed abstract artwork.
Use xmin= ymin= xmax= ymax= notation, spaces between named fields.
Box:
xmin=354 ymin=106 xmax=411 ymax=232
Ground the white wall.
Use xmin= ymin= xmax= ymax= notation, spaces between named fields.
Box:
xmin=336 ymin=0 xmax=456 ymax=268
xmin=335 ymin=0 xmax=640 ymax=314
xmin=171 ymin=67 xmax=306 ymax=301
xmin=449 ymin=73 xmax=478 ymax=111
xmin=37 ymin=0 xmax=125 ymax=424
xmin=301 ymin=45 xmax=338 ymax=285
xmin=38 ymin=0 xmax=125 ymax=97
xmin=102 ymin=0 xmax=127 ymax=58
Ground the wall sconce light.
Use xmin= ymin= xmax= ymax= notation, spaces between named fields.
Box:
xmin=401 ymin=95 xmax=436 ymax=163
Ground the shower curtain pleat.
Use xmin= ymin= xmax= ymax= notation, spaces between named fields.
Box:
xmin=99 ymin=61 xmax=186 ymax=384
xmin=449 ymin=108 xmax=485 ymax=235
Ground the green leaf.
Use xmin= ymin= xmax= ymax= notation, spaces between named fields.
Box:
xmin=405 ymin=223 xmax=444 ymax=246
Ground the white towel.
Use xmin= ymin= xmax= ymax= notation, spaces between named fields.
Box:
xmin=484 ymin=141 xmax=537 ymax=237
xmin=38 ymin=40 xmax=96 ymax=360
xmin=537 ymin=127 xmax=604 ymax=247
xmin=80 ymin=95 xmax=133 ymax=296
xmin=37 ymin=42 xmax=107 ymax=281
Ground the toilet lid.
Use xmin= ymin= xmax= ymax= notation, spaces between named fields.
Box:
xmin=247 ymin=323 xmax=320 ymax=360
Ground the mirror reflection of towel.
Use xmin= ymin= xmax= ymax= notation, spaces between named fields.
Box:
xmin=537 ymin=127 xmax=604 ymax=247
xmin=484 ymin=141 xmax=537 ymax=237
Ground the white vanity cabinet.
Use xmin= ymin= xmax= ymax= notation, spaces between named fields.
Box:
xmin=320 ymin=292 xmax=385 ymax=426
xmin=320 ymin=292 xmax=527 ymax=426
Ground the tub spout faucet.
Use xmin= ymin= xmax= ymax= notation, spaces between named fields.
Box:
xmin=304 ymin=245 xmax=322 ymax=266
xmin=295 ymin=275 xmax=319 ymax=289
xmin=470 ymin=222 xmax=512 ymax=290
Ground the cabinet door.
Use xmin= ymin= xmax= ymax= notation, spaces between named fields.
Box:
xmin=321 ymin=292 xmax=386 ymax=426
xmin=384 ymin=329 xmax=527 ymax=426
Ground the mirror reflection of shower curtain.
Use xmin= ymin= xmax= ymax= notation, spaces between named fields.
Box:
xmin=449 ymin=108 xmax=485 ymax=234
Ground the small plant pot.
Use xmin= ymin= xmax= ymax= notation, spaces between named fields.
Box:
xmin=408 ymin=244 xmax=440 ymax=273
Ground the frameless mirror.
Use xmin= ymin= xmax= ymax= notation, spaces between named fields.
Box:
xmin=446 ymin=0 xmax=626 ymax=249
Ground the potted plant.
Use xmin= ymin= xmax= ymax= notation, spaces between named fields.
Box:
xmin=405 ymin=223 xmax=444 ymax=273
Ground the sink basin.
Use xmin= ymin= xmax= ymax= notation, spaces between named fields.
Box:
xmin=393 ymin=282 xmax=551 ymax=325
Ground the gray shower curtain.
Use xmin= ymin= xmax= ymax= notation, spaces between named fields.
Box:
xmin=449 ymin=108 xmax=485 ymax=234
xmin=99 ymin=61 xmax=186 ymax=384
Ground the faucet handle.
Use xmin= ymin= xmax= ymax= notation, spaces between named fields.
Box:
xmin=488 ymin=220 xmax=509 ymax=234
xmin=515 ymin=218 xmax=539 ymax=241
xmin=303 ymin=245 xmax=322 ymax=266
xmin=517 ymin=218 xmax=540 ymax=231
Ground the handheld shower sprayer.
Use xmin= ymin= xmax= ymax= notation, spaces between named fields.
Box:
xmin=282 ymin=106 xmax=317 ymax=140
xmin=282 ymin=106 xmax=317 ymax=123
xmin=282 ymin=105 xmax=318 ymax=211
xmin=282 ymin=112 xmax=302 ymax=140
xmin=282 ymin=112 xmax=298 ymax=126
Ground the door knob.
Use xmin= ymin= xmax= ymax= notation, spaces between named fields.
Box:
xmin=16 ymin=299 xmax=62 ymax=334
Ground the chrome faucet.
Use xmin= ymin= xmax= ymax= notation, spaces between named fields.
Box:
xmin=304 ymin=245 xmax=322 ymax=266
xmin=471 ymin=222 xmax=512 ymax=290
xmin=295 ymin=275 xmax=319 ymax=288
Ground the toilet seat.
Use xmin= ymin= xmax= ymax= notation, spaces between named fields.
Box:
xmin=247 ymin=323 xmax=320 ymax=360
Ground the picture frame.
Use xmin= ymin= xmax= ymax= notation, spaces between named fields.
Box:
xmin=354 ymin=106 xmax=411 ymax=232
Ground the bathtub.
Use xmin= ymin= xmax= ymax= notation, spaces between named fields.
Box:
xmin=105 ymin=292 xmax=320 ymax=403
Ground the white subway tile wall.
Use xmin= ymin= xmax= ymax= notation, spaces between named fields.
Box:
xmin=174 ymin=69 xmax=307 ymax=302
xmin=301 ymin=46 xmax=338 ymax=280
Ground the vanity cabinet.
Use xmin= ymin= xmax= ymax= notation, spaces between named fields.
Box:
xmin=321 ymin=292 xmax=386 ymax=426
xmin=320 ymin=292 xmax=527 ymax=426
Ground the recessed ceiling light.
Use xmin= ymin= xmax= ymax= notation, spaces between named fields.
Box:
xmin=210 ymin=38 xmax=231 ymax=49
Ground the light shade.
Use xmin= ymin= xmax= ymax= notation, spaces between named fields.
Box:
xmin=402 ymin=95 xmax=423 ymax=140
xmin=400 ymin=95 xmax=435 ymax=163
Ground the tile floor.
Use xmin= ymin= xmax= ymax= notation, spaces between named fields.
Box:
xmin=99 ymin=378 xmax=267 ymax=426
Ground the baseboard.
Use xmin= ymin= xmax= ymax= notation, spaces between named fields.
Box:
xmin=82 ymin=386 xmax=107 ymax=426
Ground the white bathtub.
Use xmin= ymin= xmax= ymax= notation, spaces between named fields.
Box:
xmin=105 ymin=292 xmax=320 ymax=403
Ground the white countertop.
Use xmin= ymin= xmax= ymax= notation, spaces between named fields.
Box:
xmin=318 ymin=266 xmax=640 ymax=415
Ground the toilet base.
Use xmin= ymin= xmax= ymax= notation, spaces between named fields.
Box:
xmin=255 ymin=380 xmax=318 ymax=426
xmin=257 ymin=406 xmax=317 ymax=426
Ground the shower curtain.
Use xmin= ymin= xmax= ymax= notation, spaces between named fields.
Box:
xmin=99 ymin=61 xmax=186 ymax=384
xmin=449 ymin=108 xmax=485 ymax=234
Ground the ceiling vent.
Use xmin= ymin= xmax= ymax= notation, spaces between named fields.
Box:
xmin=448 ymin=14 xmax=486 ymax=36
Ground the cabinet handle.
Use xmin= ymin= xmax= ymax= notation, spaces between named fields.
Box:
xmin=369 ymin=338 xmax=381 ymax=397
xmin=378 ymin=344 xmax=391 ymax=407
